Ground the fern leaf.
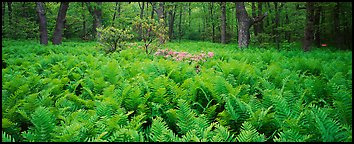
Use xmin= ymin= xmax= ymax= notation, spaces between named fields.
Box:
xmin=236 ymin=122 xmax=265 ymax=142
xmin=2 ymin=131 xmax=15 ymax=142
xmin=28 ymin=106 xmax=55 ymax=142
xmin=149 ymin=117 xmax=177 ymax=142
xmin=211 ymin=124 xmax=235 ymax=142
xmin=176 ymin=99 xmax=196 ymax=135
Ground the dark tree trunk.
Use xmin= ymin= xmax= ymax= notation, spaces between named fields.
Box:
xmin=303 ymin=2 xmax=315 ymax=52
xmin=81 ymin=3 xmax=87 ymax=39
xmin=87 ymin=2 xmax=102 ymax=39
xmin=210 ymin=2 xmax=215 ymax=42
xmin=139 ymin=2 xmax=145 ymax=19
xmin=151 ymin=2 xmax=155 ymax=19
xmin=333 ymin=2 xmax=340 ymax=48
xmin=52 ymin=2 xmax=69 ymax=45
xmin=236 ymin=2 xmax=267 ymax=49
xmin=252 ymin=2 xmax=257 ymax=36
xmin=2 ymin=2 xmax=5 ymax=26
xmin=7 ymin=2 xmax=12 ymax=26
xmin=284 ymin=3 xmax=290 ymax=42
xmin=36 ymin=2 xmax=48 ymax=45
xmin=178 ymin=3 xmax=182 ymax=42
xmin=274 ymin=2 xmax=280 ymax=49
xmin=112 ymin=2 xmax=118 ymax=23
xmin=314 ymin=3 xmax=321 ymax=48
xmin=221 ymin=2 xmax=226 ymax=44
xmin=157 ymin=2 xmax=166 ymax=44
xmin=168 ymin=4 xmax=177 ymax=40
xmin=188 ymin=3 xmax=191 ymax=28
xmin=257 ymin=2 xmax=263 ymax=34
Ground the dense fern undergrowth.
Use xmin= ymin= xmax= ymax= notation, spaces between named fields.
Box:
xmin=2 ymin=39 xmax=352 ymax=142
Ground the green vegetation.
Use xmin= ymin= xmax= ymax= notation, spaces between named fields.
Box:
xmin=2 ymin=39 xmax=352 ymax=142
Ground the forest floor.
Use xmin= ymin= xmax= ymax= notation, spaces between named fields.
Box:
xmin=2 ymin=39 xmax=352 ymax=142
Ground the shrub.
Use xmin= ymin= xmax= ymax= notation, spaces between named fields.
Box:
xmin=132 ymin=17 xmax=169 ymax=55
xmin=96 ymin=26 xmax=134 ymax=53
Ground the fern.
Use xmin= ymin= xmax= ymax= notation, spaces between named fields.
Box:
xmin=273 ymin=129 xmax=311 ymax=142
xmin=236 ymin=122 xmax=266 ymax=142
xmin=311 ymin=107 xmax=348 ymax=142
xmin=176 ymin=99 xmax=196 ymax=135
xmin=24 ymin=106 xmax=55 ymax=142
xmin=211 ymin=124 xmax=235 ymax=142
xmin=149 ymin=117 xmax=177 ymax=142
xmin=2 ymin=131 xmax=15 ymax=142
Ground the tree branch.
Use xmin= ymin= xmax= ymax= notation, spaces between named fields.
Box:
xmin=251 ymin=12 xmax=267 ymax=24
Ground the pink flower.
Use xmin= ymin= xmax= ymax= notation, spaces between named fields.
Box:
xmin=208 ymin=52 xmax=214 ymax=58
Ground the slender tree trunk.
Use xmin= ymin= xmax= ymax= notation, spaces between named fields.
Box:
xmin=168 ymin=4 xmax=177 ymax=40
xmin=257 ymin=2 xmax=263 ymax=34
xmin=188 ymin=3 xmax=191 ymax=28
xmin=252 ymin=2 xmax=257 ymax=36
xmin=221 ymin=2 xmax=226 ymax=44
xmin=179 ymin=3 xmax=182 ymax=42
xmin=36 ymin=2 xmax=48 ymax=45
xmin=52 ymin=2 xmax=69 ymax=45
xmin=236 ymin=2 xmax=267 ymax=49
xmin=303 ymin=2 xmax=315 ymax=52
xmin=274 ymin=2 xmax=280 ymax=49
xmin=112 ymin=2 xmax=118 ymax=23
xmin=81 ymin=3 xmax=87 ymax=39
xmin=87 ymin=2 xmax=102 ymax=39
xmin=2 ymin=2 xmax=5 ymax=26
xmin=157 ymin=2 xmax=166 ymax=44
xmin=7 ymin=2 xmax=12 ymax=26
xmin=284 ymin=3 xmax=290 ymax=42
xmin=151 ymin=2 xmax=155 ymax=19
xmin=314 ymin=3 xmax=321 ymax=48
xmin=333 ymin=2 xmax=340 ymax=48
xmin=210 ymin=2 xmax=215 ymax=42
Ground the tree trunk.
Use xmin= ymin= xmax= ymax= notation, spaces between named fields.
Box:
xmin=221 ymin=2 xmax=226 ymax=44
xmin=2 ymin=2 xmax=5 ymax=26
xmin=257 ymin=2 xmax=263 ymax=34
xmin=157 ymin=2 xmax=166 ymax=44
xmin=210 ymin=2 xmax=215 ymax=42
xmin=303 ymin=2 xmax=315 ymax=52
xmin=36 ymin=2 xmax=48 ymax=45
xmin=52 ymin=2 xmax=69 ymax=45
xmin=274 ymin=2 xmax=280 ymax=49
xmin=168 ymin=4 xmax=177 ymax=40
xmin=236 ymin=2 xmax=267 ymax=49
xmin=179 ymin=3 xmax=182 ymax=42
xmin=333 ymin=2 xmax=340 ymax=48
xmin=314 ymin=3 xmax=321 ymax=48
xmin=188 ymin=3 xmax=191 ymax=28
xmin=87 ymin=2 xmax=102 ymax=39
xmin=284 ymin=3 xmax=290 ymax=42
xmin=112 ymin=2 xmax=118 ymax=23
xmin=252 ymin=2 xmax=257 ymax=36
xmin=151 ymin=2 xmax=155 ymax=19
xmin=7 ymin=2 xmax=12 ymax=26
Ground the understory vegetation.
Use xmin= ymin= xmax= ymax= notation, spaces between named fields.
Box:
xmin=2 ymin=39 xmax=352 ymax=142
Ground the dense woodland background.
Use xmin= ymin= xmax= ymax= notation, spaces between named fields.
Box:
xmin=1 ymin=2 xmax=352 ymax=50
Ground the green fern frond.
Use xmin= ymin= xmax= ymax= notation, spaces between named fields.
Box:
xmin=211 ymin=124 xmax=235 ymax=142
xmin=2 ymin=131 xmax=15 ymax=142
xmin=273 ymin=129 xmax=312 ymax=142
xmin=311 ymin=107 xmax=347 ymax=142
xmin=126 ymin=113 xmax=146 ymax=131
xmin=180 ymin=129 xmax=200 ymax=142
xmin=176 ymin=99 xmax=196 ymax=135
xmin=236 ymin=122 xmax=266 ymax=142
xmin=149 ymin=117 xmax=177 ymax=142
xmin=28 ymin=106 xmax=55 ymax=142
xmin=108 ymin=128 xmax=144 ymax=142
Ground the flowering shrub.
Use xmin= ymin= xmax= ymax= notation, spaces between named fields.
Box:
xmin=96 ymin=26 xmax=134 ymax=53
xmin=154 ymin=48 xmax=214 ymax=63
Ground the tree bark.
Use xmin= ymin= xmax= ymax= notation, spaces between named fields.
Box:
xmin=236 ymin=2 xmax=267 ymax=48
xmin=333 ymin=2 xmax=340 ymax=48
xmin=7 ymin=2 xmax=12 ymax=26
xmin=303 ymin=2 xmax=315 ymax=52
xmin=36 ymin=2 xmax=49 ymax=45
xmin=284 ymin=3 xmax=290 ymax=42
xmin=257 ymin=2 xmax=263 ymax=34
xmin=178 ymin=3 xmax=182 ymax=41
xmin=157 ymin=2 xmax=166 ymax=44
xmin=221 ymin=2 xmax=226 ymax=44
xmin=168 ymin=4 xmax=177 ymax=40
xmin=314 ymin=3 xmax=321 ymax=48
xmin=87 ymin=2 xmax=102 ymax=39
xmin=2 ymin=2 xmax=5 ymax=26
xmin=52 ymin=2 xmax=69 ymax=45
xmin=151 ymin=2 xmax=155 ymax=19
xmin=209 ymin=2 xmax=215 ymax=42
xmin=252 ymin=2 xmax=257 ymax=36
xmin=274 ymin=2 xmax=280 ymax=49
